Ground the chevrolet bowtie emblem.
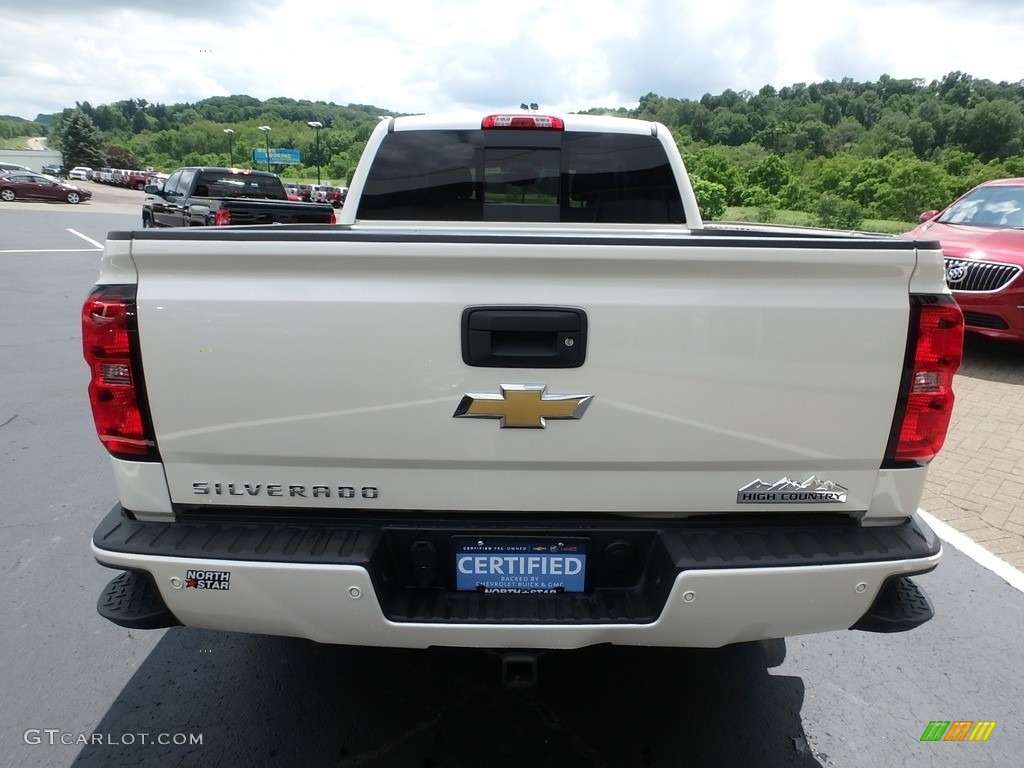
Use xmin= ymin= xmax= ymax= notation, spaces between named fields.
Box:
xmin=454 ymin=384 xmax=593 ymax=428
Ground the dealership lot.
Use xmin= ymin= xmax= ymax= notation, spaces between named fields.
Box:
xmin=1 ymin=198 xmax=1022 ymax=767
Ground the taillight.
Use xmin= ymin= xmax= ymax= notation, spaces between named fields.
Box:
xmin=214 ymin=208 xmax=231 ymax=225
xmin=82 ymin=286 xmax=159 ymax=460
xmin=482 ymin=114 xmax=565 ymax=130
xmin=884 ymin=296 xmax=964 ymax=465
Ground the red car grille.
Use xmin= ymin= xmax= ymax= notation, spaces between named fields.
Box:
xmin=945 ymin=258 xmax=1021 ymax=292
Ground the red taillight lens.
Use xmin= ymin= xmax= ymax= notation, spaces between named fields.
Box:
xmin=482 ymin=114 xmax=565 ymax=130
xmin=886 ymin=297 xmax=964 ymax=464
xmin=82 ymin=286 xmax=158 ymax=459
xmin=214 ymin=208 xmax=231 ymax=226
xmin=329 ymin=210 xmax=337 ymax=225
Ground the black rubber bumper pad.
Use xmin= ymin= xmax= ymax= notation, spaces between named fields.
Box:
xmin=850 ymin=575 xmax=935 ymax=633
xmin=97 ymin=570 xmax=180 ymax=630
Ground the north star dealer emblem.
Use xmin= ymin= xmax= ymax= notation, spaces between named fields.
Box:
xmin=454 ymin=384 xmax=592 ymax=428
xmin=185 ymin=570 xmax=231 ymax=590
xmin=737 ymin=476 xmax=848 ymax=504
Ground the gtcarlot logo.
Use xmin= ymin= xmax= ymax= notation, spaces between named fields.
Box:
xmin=24 ymin=729 xmax=203 ymax=747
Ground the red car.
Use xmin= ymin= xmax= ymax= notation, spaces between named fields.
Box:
xmin=0 ymin=172 xmax=92 ymax=204
xmin=904 ymin=177 xmax=1024 ymax=342
xmin=125 ymin=170 xmax=149 ymax=190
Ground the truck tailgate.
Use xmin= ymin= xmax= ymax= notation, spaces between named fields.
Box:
xmin=128 ymin=229 xmax=917 ymax=515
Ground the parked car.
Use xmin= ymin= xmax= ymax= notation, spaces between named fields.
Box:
xmin=0 ymin=172 xmax=92 ymax=204
xmin=124 ymin=170 xmax=148 ymax=190
xmin=145 ymin=171 xmax=169 ymax=188
xmin=68 ymin=166 xmax=93 ymax=181
xmin=41 ymin=164 xmax=66 ymax=178
xmin=295 ymin=184 xmax=312 ymax=202
xmin=0 ymin=162 xmax=32 ymax=174
xmin=904 ymin=177 xmax=1024 ymax=342
xmin=142 ymin=166 xmax=335 ymax=227
xmin=311 ymin=185 xmax=345 ymax=207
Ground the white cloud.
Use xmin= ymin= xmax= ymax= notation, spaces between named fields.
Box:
xmin=1 ymin=0 xmax=1022 ymax=120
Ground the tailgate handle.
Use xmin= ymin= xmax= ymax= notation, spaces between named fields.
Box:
xmin=462 ymin=307 xmax=587 ymax=368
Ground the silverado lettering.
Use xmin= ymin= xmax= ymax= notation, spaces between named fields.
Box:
xmin=191 ymin=482 xmax=378 ymax=499
xmin=191 ymin=483 xmax=376 ymax=501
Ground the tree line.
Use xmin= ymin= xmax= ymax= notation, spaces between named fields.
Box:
xmin=51 ymin=96 xmax=385 ymax=185
xmin=1 ymin=115 xmax=48 ymax=141
xmin=612 ymin=71 xmax=1024 ymax=225
xmin=41 ymin=71 xmax=1024 ymax=226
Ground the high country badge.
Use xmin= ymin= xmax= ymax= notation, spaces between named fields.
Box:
xmin=737 ymin=476 xmax=848 ymax=504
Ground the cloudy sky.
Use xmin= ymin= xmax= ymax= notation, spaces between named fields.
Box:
xmin=3 ymin=0 xmax=1024 ymax=121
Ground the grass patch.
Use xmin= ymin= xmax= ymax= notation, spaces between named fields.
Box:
xmin=720 ymin=207 xmax=913 ymax=235
xmin=859 ymin=218 xmax=915 ymax=235
xmin=1 ymin=136 xmax=32 ymax=149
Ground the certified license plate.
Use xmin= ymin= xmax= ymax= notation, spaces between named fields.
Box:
xmin=454 ymin=538 xmax=588 ymax=594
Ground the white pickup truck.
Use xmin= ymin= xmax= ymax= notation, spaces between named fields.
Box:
xmin=84 ymin=111 xmax=963 ymax=678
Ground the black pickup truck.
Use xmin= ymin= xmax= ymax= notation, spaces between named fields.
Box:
xmin=142 ymin=167 xmax=335 ymax=227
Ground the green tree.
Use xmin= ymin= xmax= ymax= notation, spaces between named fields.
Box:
xmin=937 ymin=71 xmax=973 ymax=108
xmin=746 ymin=155 xmax=791 ymax=196
xmin=778 ymin=179 xmax=808 ymax=210
xmin=936 ymin=147 xmax=976 ymax=176
xmin=824 ymin=117 xmax=865 ymax=156
xmin=792 ymin=118 xmax=829 ymax=154
xmin=872 ymin=159 xmax=953 ymax=221
xmin=753 ymin=120 xmax=789 ymax=153
xmin=957 ymin=99 xmax=1024 ymax=161
xmin=815 ymin=194 xmax=864 ymax=229
xmin=906 ymin=118 xmax=936 ymax=159
xmin=60 ymin=109 xmax=106 ymax=168
xmin=689 ymin=175 xmax=727 ymax=220
xmin=105 ymin=144 xmax=141 ymax=169
xmin=740 ymin=185 xmax=778 ymax=222
xmin=710 ymin=109 xmax=753 ymax=145
xmin=686 ymin=149 xmax=742 ymax=205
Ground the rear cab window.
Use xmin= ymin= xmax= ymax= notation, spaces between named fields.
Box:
xmin=357 ymin=129 xmax=684 ymax=223
xmin=194 ymin=171 xmax=286 ymax=200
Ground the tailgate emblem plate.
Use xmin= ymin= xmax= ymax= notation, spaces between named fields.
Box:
xmin=737 ymin=476 xmax=848 ymax=504
xmin=454 ymin=384 xmax=592 ymax=428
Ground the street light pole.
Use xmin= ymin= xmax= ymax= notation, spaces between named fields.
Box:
xmin=257 ymin=126 xmax=271 ymax=172
xmin=307 ymin=121 xmax=323 ymax=185
xmin=223 ymin=128 xmax=234 ymax=166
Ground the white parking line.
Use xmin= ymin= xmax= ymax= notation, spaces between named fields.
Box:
xmin=0 ymin=248 xmax=100 ymax=253
xmin=67 ymin=228 xmax=104 ymax=249
xmin=920 ymin=509 xmax=1024 ymax=593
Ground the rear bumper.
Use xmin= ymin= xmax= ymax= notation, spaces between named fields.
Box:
xmin=92 ymin=505 xmax=941 ymax=649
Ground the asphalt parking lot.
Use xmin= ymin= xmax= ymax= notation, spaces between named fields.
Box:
xmin=1 ymin=188 xmax=1022 ymax=767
